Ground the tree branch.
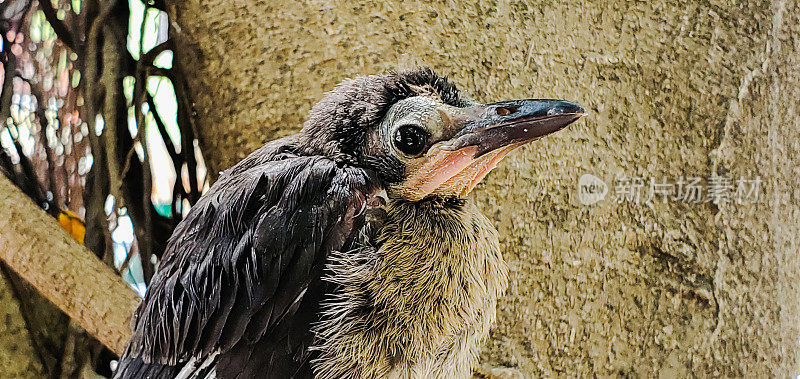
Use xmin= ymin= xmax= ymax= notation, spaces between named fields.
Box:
xmin=139 ymin=40 xmax=172 ymax=67
xmin=0 ymin=174 xmax=140 ymax=355
xmin=169 ymin=59 xmax=201 ymax=204
xmin=38 ymin=0 xmax=78 ymax=53
xmin=145 ymin=92 xmax=180 ymax=166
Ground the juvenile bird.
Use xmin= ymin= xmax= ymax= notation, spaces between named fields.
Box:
xmin=114 ymin=68 xmax=584 ymax=378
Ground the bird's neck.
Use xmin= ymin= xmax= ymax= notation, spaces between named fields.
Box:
xmin=371 ymin=197 xmax=509 ymax=317
xmin=312 ymin=197 xmax=509 ymax=377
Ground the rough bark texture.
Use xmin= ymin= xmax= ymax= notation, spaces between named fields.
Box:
xmin=0 ymin=174 xmax=141 ymax=356
xmin=0 ymin=269 xmax=46 ymax=378
xmin=167 ymin=0 xmax=800 ymax=376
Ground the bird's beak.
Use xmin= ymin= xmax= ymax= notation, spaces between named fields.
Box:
xmin=397 ymin=99 xmax=585 ymax=201
xmin=447 ymin=99 xmax=586 ymax=157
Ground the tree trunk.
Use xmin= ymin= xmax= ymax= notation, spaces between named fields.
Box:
xmin=0 ymin=174 xmax=140 ymax=356
xmin=0 ymin=268 xmax=46 ymax=378
xmin=167 ymin=0 xmax=800 ymax=376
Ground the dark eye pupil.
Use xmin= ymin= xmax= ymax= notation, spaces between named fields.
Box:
xmin=394 ymin=125 xmax=427 ymax=156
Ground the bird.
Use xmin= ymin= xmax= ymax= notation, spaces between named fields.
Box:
xmin=113 ymin=67 xmax=584 ymax=378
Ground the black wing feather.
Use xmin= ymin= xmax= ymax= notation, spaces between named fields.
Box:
xmin=114 ymin=141 xmax=374 ymax=378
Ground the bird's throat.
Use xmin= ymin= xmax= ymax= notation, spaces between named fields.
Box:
xmin=394 ymin=143 xmax=522 ymax=201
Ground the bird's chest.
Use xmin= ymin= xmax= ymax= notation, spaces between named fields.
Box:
xmin=312 ymin=200 xmax=509 ymax=378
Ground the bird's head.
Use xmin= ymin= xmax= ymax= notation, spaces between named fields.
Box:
xmin=300 ymin=68 xmax=585 ymax=202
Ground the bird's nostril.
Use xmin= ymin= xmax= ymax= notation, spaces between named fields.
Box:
xmin=496 ymin=107 xmax=516 ymax=116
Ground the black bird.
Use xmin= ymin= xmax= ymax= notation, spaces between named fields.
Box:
xmin=114 ymin=68 xmax=584 ymax=378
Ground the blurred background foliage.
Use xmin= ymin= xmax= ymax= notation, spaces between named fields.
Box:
xmin=0 ymin=0 xmax=206 ymax=375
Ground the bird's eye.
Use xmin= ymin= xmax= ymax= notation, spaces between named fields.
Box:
xmin=394 ymin=125 xmax=428 ymax=156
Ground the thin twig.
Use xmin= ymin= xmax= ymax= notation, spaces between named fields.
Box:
xmin=139 ymin=39 xmax=172 ymax=66
xmin=146 ymin=92 xmax=187 ymax=223
xmin=145 ymin=93 xmax=179 ymax=163
xmin=169 ymin=57 xmax=201 ymax=204
xmin=38 ymin=0 xmax=78 ymax=52
xmin=133 ymin=1 xmax=154 ymax=282
xmin=0 ymin=26 xmax=17 ymax=128
xmin=115 ymin=136 xmax=140 ymax=196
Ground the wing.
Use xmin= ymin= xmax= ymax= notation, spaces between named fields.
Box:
xmin=114 ymin=143 xmax=375 ymax=378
